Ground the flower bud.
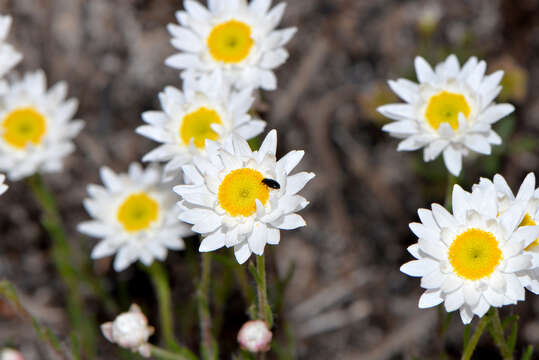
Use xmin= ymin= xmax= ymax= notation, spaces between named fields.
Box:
xmin=1 ymin=349 xmax=25 ymax=360
xmin=101 ymin=304 xmax=154 ymax=357
xmin=237 ymin=320 xmax=272 ymax=353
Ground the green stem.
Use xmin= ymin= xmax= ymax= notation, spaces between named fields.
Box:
xmin=27 ymin=174 xmax=96 ymax=358
xmin=150 ymin=344 xmax=196 ymax=360
xmin=256 ymin=255 xmax=268 ymax=322
xmin=198 ymin=253 xmax=217 ymax=360
xmin=144 ymin=262 xmax=179 ymax=350
xmin=461 ymin=315 xmax=489 ymax=360
xmin=255 ymin=255 xmax=272 ymax=360
xmin=490 ymin=308 xmax=513 ymax=360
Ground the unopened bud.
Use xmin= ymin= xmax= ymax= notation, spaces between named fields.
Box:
xmin=101 ymin=304 xmax=154 ymax=357
xmin=237 ymin=320 xmax=272 ymax=353
xmin=1 ymin=349 xmax=24 ymax=360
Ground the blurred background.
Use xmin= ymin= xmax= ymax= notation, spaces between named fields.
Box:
xmin=1 ymin=0 xmax=539 ymax=359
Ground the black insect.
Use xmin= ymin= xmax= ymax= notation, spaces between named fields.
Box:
xmin=261 ymin=178 xmax=280 ymax=190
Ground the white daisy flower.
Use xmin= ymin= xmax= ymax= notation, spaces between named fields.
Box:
xmin=0 ymin=15 xmax=22 ymax=78
xmin=174 ymin=130 xmax=314 ymax=264
xmin=136 ymin=73 xmax=266 ymax=180
xmin=379 ymin=54 xmax=515 ymax=176
xmin=165 ymin=0 xmax=296 ymax=91
xmin=0 ymin=174 xmax=7 ymax=195
xmin=492 ymin=173 xmax=539 ymax=294
xmin=0 ymin=70 xmax=84 ymax=180
xmin=401 ymin=178 xmax=539 ymax=324
xmin=78 ymin=163 xmax=191 ymax=272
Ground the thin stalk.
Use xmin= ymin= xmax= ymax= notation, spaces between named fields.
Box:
xmin=150 ymin=344 xmax=196 ymax=360
xmin=490 ymin=308 xmax=513 ymax=360
xmin=27 ymin=174 xmax=96 ymax=358
xmin=256 ymin=255 xmax=269 ymax=322
xmin=461 ymin=315 xmax=489 ymax=360
xmin=255 ymin=255 xmax=272 ymax=360
xmin=198 ymin=253 xmax=217 ymax=360
xmin=144 ymin=263 xmax=178 ymax=350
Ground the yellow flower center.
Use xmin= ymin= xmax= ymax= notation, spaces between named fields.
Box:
xmin=425 ymin=91 xmax=471 ymax=131
xmin=2 ymin=107 xmax=47 ymax=149
xmin=207 ymin=20 xmax=254 ymax=63
xmin=180 ymin=107 xmax=222 ymax=149
xmin=520 ymin=213 xmax=539 ymax=250
xmin=117 ymin=193 xmax=159 ymax=232
xmin=448 ymin=228 xmax=502 ymax=280
xmin=218 ymin=168 xmax=269 ymax=217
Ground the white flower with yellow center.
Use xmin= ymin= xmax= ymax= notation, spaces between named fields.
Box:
xmin=491 ymin=173 xmax=539 ymax=294
xmin=401 ymin=178 xmax=539 ymax=324
xmin=137 ymin=74 xmax=265 ymax=180
xmin=0 ymin=15 xmax=22 ymax=78
xmin=379 ymin=55 xmax=515 ymax=176
xmin=165 ymin=0 xmax=296 ymax=91
xmin=174 ymin=130 xmax=314 ymax=264
xmin=78 ymin=163 xmax=191 ymax=272
xmin=0 ymin=70 xmax=84 ymax=180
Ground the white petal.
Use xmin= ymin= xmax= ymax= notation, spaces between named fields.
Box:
xmin=248 ymin=223 xmax=268 ymax=256
xmin=234 ymin=242 xmax=252 ymax=264
xmin=256 ymin=130 xmax=277 ymax=163
xmin=271 ymin=213 xmax=306 ymax=230
xmin=423 ymin=139 xmax=448 ymax=161
xmin=463 ymin=283 xmax=480 ymax=307
xmin=504 ymin=273 xmax=525 ymax=301
xmin=414 ymin=56 xmax=436 ymax=83
xmin=452 ymin=185 xmax=470 ymax=223
xmin=199 ymin=230 xmax=226 ymax=252
xmin=443 ymin=146 xmax=462 ymax=176
xmin=477 ymin=104 xmax=515 ymax=124
xmin=418 ymin=208 xmax=437 ymax=229
xmin=431 ymin=204 xmax=457 ymax=228
xmin=100 ymin=167 xmax=122 ymax=192
xmin=266 ymin=227 xmax=280 ymax=245
xmin=382 ymin=120 xmax=418 ymax=135
xmin=459 ymin=306 xmax=474 ymax=324
xmin=418 ymin=289 xmax=443 ymax=308
xmin=421 ymin=269 xmax=444 ymax=289
xmin=387 ymin=79 xmax=419 ymax=104
xmin=285 ymin=172 xmax=315 ymax=195
xmin=464 ymin=134 xmax=491 ymax=155
xmin=516 ymin=173 xmax=535 ymax=202
xmin=277 ymin=150 xmax=304 ymax=175
xmin=417 ymin=238 xmax=445 ymax=260
xmin=500 ymin=201 xmax=526 ymax=235
xmin=444 ymin=290 xmax=464 ymax=312
xmin=78 ymin=221 xmax=110 ymax=238
xmin=400 ymin=259 xmax=438 ymax=277
xmin=91 ymin=240 xmax=119 ymax=259
xmin=113 ymin=246 xmax=138 ymax=272
xmin=504 ymin=255 xmax=531 ymax=273
xmin=409 ymin=222 xmax=439 ymax=242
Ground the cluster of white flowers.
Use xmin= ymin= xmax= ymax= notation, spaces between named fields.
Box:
xmin=80 ymin=0 xmax=311 ymax=274
xmin=77 ymin=0 xmax=311 ymax=353
xmin=401 ymin=173 xmax=539 ymax=324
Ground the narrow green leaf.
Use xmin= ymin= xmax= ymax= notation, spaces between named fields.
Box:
xmin=507 ymin=316 xmax=519 ymax=354
xmin=248 ymin=263 xmax=262 ymax=286
xmin=264 ymin=304 xmax=274 ymax=328
xmin=521 ymin=345 xmax=533 ymax=360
